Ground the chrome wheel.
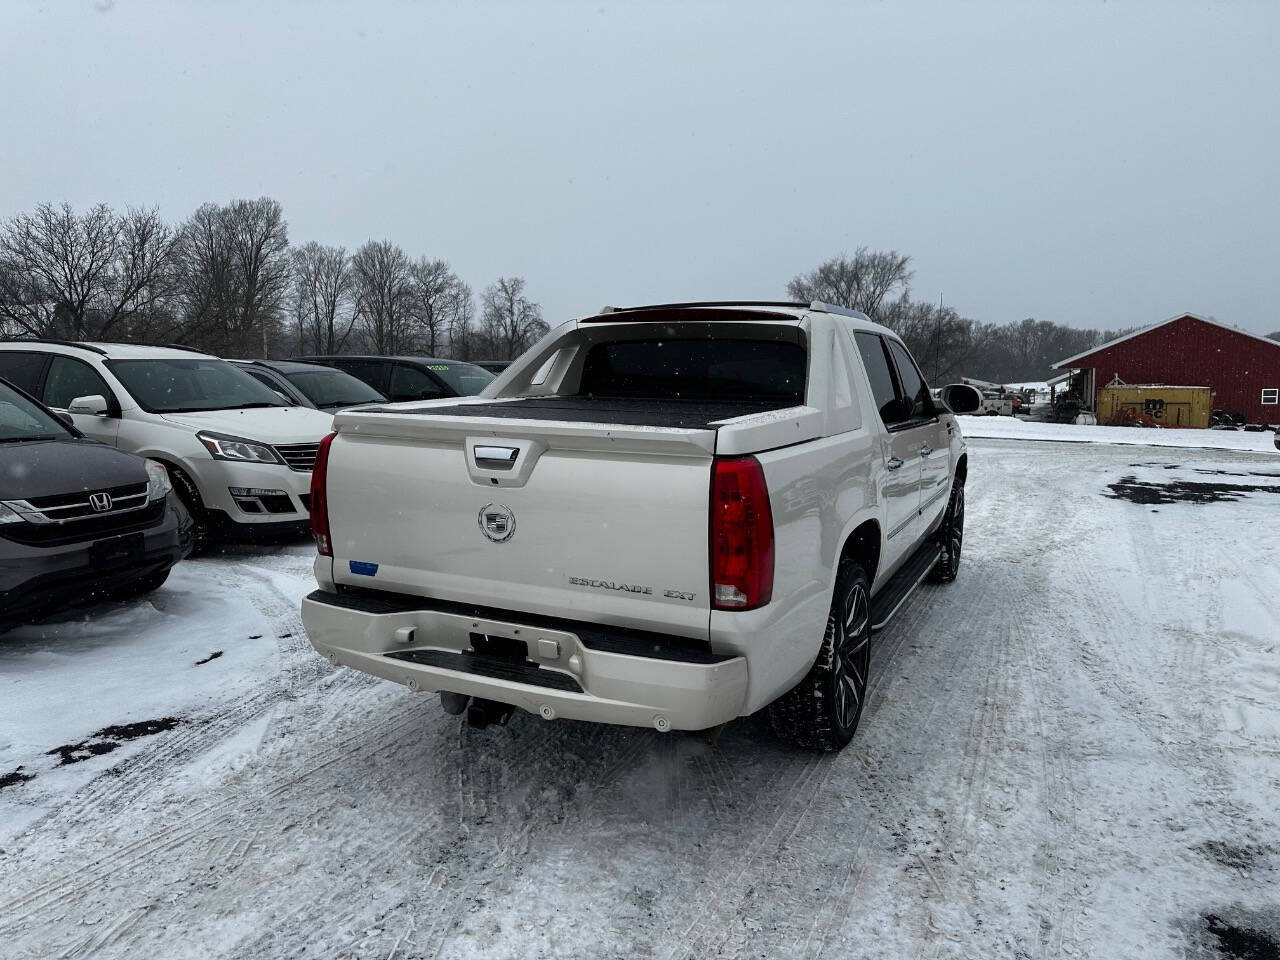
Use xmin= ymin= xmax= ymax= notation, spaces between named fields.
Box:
xmin=932 ymin=482 xmax=964 ymax=583
xmin=945 ymin=485 xmax=964 ymax=575
xmin=833 ymin=580 xmax=870 ymax=732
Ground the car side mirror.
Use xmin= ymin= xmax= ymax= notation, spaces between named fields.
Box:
xmin=940 ymin=384 xmax=982 ymax=414
xmin=68 ymin=394 xmax=109 ymax=417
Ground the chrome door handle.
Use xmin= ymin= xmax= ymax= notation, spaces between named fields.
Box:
xmin=886 ymin=456 xmax=904 ymax=471
xmin=473 ymin=445 xmax=520 ymax=470
xmin=920 ymin=444 xmax=933 ymax=456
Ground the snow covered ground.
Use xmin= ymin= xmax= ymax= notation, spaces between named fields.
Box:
xmin=2 ymin=439 xmax=1279 ymax=959
xmin=958 ymin=414 xmax=1280 ymax=453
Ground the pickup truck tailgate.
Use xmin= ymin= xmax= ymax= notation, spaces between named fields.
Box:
xmin=324 ymin=413 xmax=717 ymax=639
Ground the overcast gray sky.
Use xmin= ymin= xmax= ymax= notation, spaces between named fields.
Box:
xmin=2 ymin=0 xmax=1277 ymax=334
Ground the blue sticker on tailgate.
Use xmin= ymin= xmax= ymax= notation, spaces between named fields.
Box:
xmin=349 ymin=561 xmax=379 ymax=577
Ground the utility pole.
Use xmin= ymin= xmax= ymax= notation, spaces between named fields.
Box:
xmin=933 ymin=292 xmax=943 ymax=383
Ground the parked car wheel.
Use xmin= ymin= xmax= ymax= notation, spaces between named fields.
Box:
xmin=930 ymin=481 xmax=964 ymax=584
xmin=169 ymin=466 xmax=210 ymax=555
xmin=770 ymin=560 xmax=872 ymax=752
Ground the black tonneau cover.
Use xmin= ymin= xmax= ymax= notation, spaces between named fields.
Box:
xmin=400 ymin=396 xmax=796 ymax=429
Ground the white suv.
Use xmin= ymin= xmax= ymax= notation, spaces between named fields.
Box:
xmin=0 ymin=341 xmax=335 ymax=550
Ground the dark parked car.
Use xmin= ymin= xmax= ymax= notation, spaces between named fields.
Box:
xmin=0 ymin=378 xmax=190 ymax=629
xmin=299 ymin=356 xmax=495 ymax=403
xmin=472 ymin=360 xmax=513 ymax=375
xmin=230 ymin=359 xmax=387 ymax=413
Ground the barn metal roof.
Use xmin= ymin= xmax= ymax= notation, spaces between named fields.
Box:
xmin=1052 ymin=312 xmax=1280 ymax=369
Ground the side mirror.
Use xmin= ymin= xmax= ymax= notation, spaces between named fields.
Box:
xmin=68 ymin=394 xmax=109 ymax=417
xmin=940 ymin=384 xmax=982 ymax=415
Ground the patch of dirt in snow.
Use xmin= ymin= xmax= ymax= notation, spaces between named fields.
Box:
xmin=46 ymin=718 xmax=183 ymax=766
xmin=0 ymin=766 xmax=36 ymax=792
xmin=1183 ymin=910 xmax=1280 ymax=960
xmin=1197 ymin=840 xmax=1276 ymax=872
xmin=1106 ymin=475 xmax=1280 ymax=504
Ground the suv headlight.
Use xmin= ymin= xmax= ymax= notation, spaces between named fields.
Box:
xmin=197 ymin=431 xmax=282 ymax=465
xmin=144 ymin=459 xmax=173 ymax=500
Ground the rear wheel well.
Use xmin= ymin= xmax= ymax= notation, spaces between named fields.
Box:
xmin=839 ymin=519 xmax=881 ymax=587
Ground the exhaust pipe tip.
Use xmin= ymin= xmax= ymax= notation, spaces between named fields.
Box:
xmin=466 ymin=698 xmax=515 ymax=729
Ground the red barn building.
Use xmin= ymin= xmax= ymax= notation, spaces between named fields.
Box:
xmin=1052 ymin=313 xmax=1280 ymax=425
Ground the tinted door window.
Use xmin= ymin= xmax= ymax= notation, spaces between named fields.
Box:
xmin=887 ymin=340 xmax=935 ymax=421
xmin=43 ymin=356 xmax=114 ymax=409
xmin=328 ymin=359 xmax=390 ymax=393
xmin=854 ymin=332 xmax=906 ymax=426
xmin=389 ymin=363 xmax=446 ymax=401
xmin=0 ymin=351 xmax=50 ymax=395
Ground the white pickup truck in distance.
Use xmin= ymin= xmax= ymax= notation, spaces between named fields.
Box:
xmin=301 ymin=301 xmax=982 ymax=750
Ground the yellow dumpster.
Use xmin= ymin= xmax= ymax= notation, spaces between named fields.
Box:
xmin=1097 ymin=384 xmax=1212 ymax=429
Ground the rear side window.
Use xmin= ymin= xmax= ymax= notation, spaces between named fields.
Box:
xmin=0 ymin=351 xmax=50 ymax=395
xmin=43 ymin=355 xmax=114 ymax=409
xmin=577 ymin=339 xmax=805 ymax=403
xmin=887 ymin=339 xmax=935 ymax=421
xmin=854 ymin=333 xmax=903 ymax=425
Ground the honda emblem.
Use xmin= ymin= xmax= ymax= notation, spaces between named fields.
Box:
xmin=89 ymin=492 xmax=113 ymax=512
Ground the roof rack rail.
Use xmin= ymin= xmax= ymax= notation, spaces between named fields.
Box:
xmin=0 ymin=338 xmax=109 ymax=355
xmin=593 ymin=300 xmax=810 ymax=316
xmin=807 ymin=301 xmax=871 ymax=321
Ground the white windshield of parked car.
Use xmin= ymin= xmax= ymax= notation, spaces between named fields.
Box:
xmin=425 ymin=361 xmax=494 ymax=396
xmin=283 ymin=369 xmax=385 ymax=408
xmin=107 ymin=359 xmax=291 ymax=413
xmin=0 ymin=383 xmax=73 ymax=441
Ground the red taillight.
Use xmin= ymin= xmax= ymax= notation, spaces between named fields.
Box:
xmin=710 ymin=455 xmax=774 ymax=611
xmin=310 ymin=432 xmax=337 ymax=556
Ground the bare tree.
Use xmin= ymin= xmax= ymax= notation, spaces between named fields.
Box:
xmin=477 ymin=276 xmax=546 ymax=360
xmin=350 ymin=240 xmax=414 ymax=354
xmin=445 ymin=279 xmax=475 ymax=358
xmin=172 ymin=197 xmax=290 ymax=356
xmin=291 ymin=242 xmax=354 ymax=354
xmin=786 ymin=248 xmax=913 ymax=322
xmin=0 ymin=202 xmax=177 ymax=340
xmin=406 ymin=257 xmax=469 ymax=356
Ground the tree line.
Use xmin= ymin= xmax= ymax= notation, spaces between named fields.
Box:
xmin=0 ymin=199 xmax=1183 ymax=380
xmin=789 ymin=249 xmax=1132 ymax=384
xmin=0 ymin=199 xmax=549 ymax=361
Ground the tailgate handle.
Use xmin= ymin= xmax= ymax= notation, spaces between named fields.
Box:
xmin=473 ymin=445 xmax=520 ymax=470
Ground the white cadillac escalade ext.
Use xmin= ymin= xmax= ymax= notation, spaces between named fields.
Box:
xmin=301 ymin=301 xmax=980 ymax=751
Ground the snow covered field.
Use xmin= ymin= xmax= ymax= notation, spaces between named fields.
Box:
xmin=957 ymin=414 xmax=1280 ymax=453
xmin=2 ymin=438 xmax=1279 ymax=959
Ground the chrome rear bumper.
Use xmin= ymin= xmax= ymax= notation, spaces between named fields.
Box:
xmin=301 ymin=589 xmax=748 ymax=731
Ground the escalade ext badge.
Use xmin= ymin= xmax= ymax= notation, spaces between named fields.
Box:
xmin=477 ymin=503 xmax=516 ymax=543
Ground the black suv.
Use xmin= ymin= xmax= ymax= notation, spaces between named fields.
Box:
xmin=299 ymin=356 xmax=494 ymax=402
xmin=0 ymin=378 xmax=190 ymax=629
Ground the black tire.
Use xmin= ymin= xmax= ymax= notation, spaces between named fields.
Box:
xmin=169 ymin=467 xmax=211 ymax=555
xmin=930 ymin=480 xmax=964 ymax=584
xmin=769 ymin=560 xmax=872 ymax=752
xmin=113 ymin=568 xmax=171 ymax=600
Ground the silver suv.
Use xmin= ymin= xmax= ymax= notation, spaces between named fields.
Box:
xmin=0 ymin=342 xmax=335 ymax=551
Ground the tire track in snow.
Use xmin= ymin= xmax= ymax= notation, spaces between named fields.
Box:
xmin=0 ymin=688 xmax=431 ymax=948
